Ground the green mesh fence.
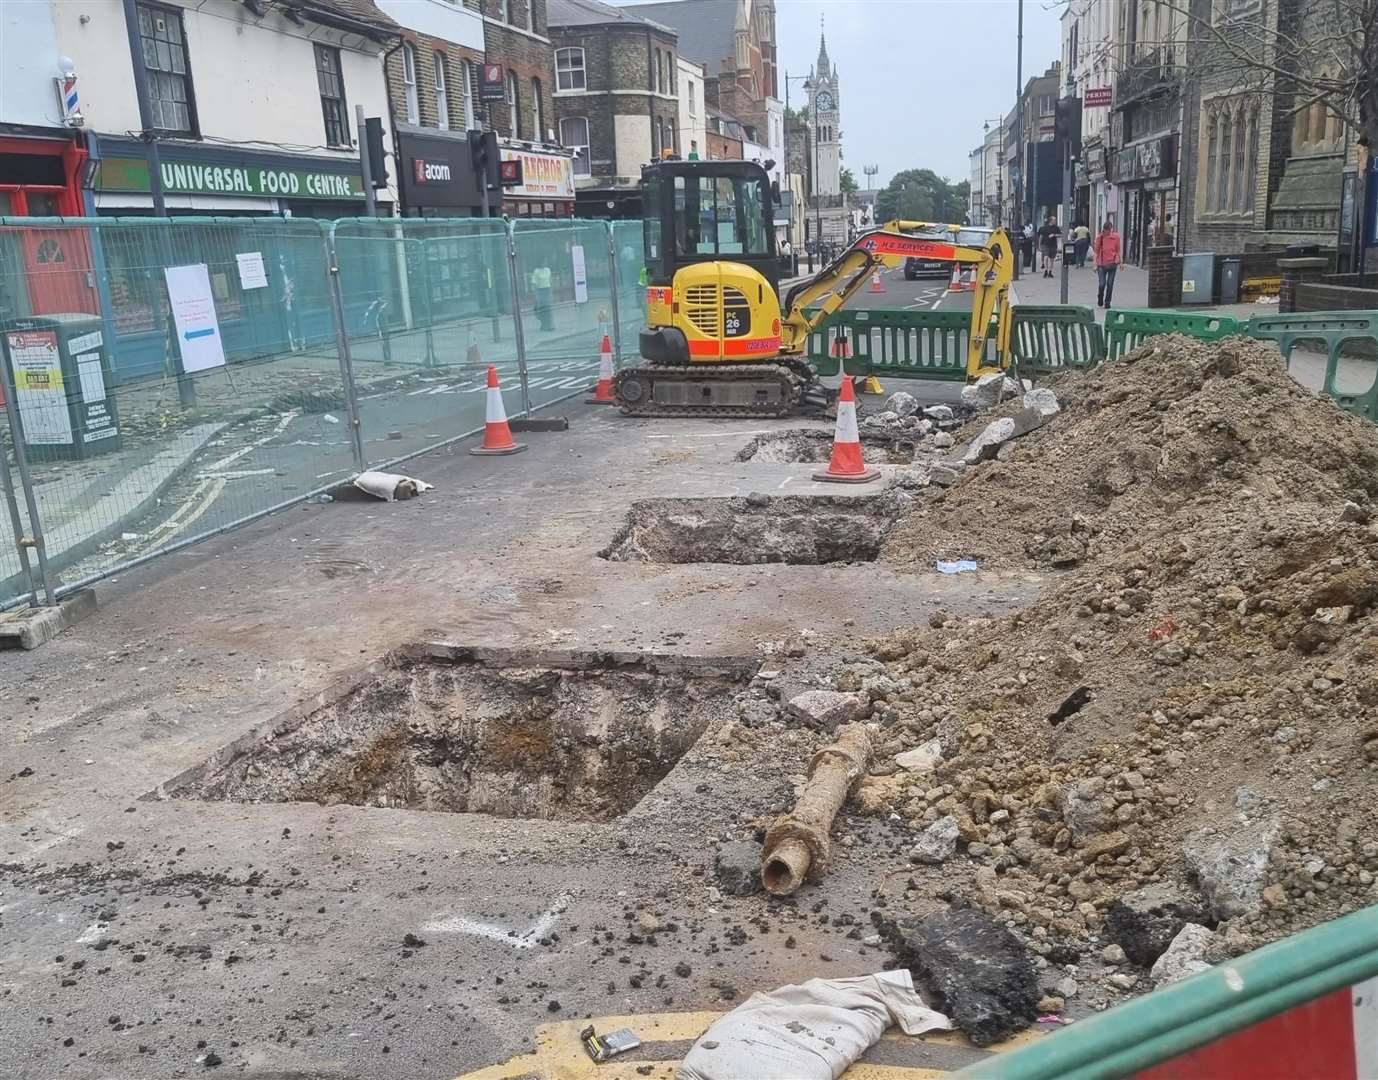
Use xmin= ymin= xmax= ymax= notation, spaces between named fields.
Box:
xmin=0 ymin=214 xmax=636 ymax=610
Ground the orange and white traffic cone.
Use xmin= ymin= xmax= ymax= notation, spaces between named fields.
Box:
xmin=469 ymin=365 xmax=527 ymax=456
xmin=830 ymin=331 xmax=852 ymax=365
xmin=813 ymin=375 xmax=878 ymax=484
xmin=869 ymin=268 xmax=884 ymax=293
xmin=587 ymin=332 xmax=616 ymax=403
xmin=949 ymin=264 xmax=963 ymax=291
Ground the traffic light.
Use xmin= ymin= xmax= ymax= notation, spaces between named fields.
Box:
xmin=469 ymin=129 xmax=500 ymax=190
xmin=364 ymin=117 xmax=388 ymax=189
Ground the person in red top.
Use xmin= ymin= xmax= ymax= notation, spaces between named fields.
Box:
xmin=1093 ymin=221 xmax=1122 ymax=308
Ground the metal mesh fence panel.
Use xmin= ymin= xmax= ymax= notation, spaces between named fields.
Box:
xmin=350 ymin=227 xmax=525 ymax=469
xmin=0 ymin=216 xmax=356 ymax=606
xmin=610 ymin=219 xmax=647 ymax=362
xmin=0 ymin=214 xmax=644 ymax=609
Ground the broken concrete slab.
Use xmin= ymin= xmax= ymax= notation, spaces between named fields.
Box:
xmin=784 ymin=689 xmax=870 ymax=732
xmin=1023 ymin=388 xmax=1061 ymax=417
xmin=910 ymin=814 xmax=960 ymax=864
xmin=0 ymin=589 xmax=97 ymax=650
xmin=1149 ymin=923 xmax=1215 ymax=986
xmin=1183 ymin=818 xmax=1281 ymax=920
xmin=894 ymin=738 xmax=943 ymax=775
xmin=1106 ymin=883 xmax=1212 ymax=967
xmin=960 ymin=372 xmax=1018 ymax=411
xmin=878 ymin=905 xmax=1039 ymax=1047
xmin=961 ymin=417 xmax=1017 ymax=465
xmin=923 ymin=404 xmax=955 ymax=422
xmin=885 ymin=391 xmax=919 ymax=418
xmin=714 ymin=841 xmax=763 ymax=896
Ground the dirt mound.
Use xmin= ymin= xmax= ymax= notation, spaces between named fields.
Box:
xmin=850 ymin=335 xmax=1378 ymax=961
xmin=882 ymin=335 xmax=1378 ymax=570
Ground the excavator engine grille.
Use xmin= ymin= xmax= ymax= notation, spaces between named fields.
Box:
xmin=683 ymin=284 xmax=720 ymax=338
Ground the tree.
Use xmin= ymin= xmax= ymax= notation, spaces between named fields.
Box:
xmin=875 ymin=169 xmax=968 ymax=224
xmin=840 ymin=167 xmax=858 ymax=194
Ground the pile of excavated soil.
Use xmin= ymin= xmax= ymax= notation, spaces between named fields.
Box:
xmin=845 ymin=335 xmax=1378 ymax=965
xmin=882 ymin=335 xmax=1378 ymax=570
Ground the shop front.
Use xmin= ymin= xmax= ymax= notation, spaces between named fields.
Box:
xmin=0 ymin=129 xmax=98 ymax=325
xmin=1082 ymin=139 xmax=1117 ymax=232
xmin=88 ymin=137 xmax=374 ymax=218
xmin=497 ymin=144 xmax=575 ymax=218
xmin=1111 ymin=133 xmax=1176 ymax=265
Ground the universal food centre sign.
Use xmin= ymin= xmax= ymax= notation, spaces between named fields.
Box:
xmin=95 ymin=157 xmax=366 ymax=200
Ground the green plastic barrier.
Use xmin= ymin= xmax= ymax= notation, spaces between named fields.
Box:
xmin=1247 ymin=309 xmax=1378 ymax=422
xmin=1104 ymin=308 xmax=1241 ymax=360
xmin=1011 ymin=304 xmax=1106 ymax=377
xmin=807 ymin=308 xmax=996 ymax=380
xmin=953 ymin=903 xmax=1378 ymax=1079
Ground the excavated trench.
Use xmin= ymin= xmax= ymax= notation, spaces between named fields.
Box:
xmin=600 ymin=494 xmax=904 ymax=565
xmin=736 ymin=428 xmax=919 ymax=465
xmin=158 ymin=648 xmax=754 ymax=821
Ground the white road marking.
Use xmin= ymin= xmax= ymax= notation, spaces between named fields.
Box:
xmin=778 ymin=476 xmax=793 ymax=489
xmin=205 ymin=410 xmax=298 ymax=472
xmin=646 ymin=429 xmax=774 ymax=439
xmin=421 ymin=892 xmax=570 ymax=950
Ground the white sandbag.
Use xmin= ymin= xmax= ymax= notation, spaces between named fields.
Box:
xmin=352 ymin=470 xmax=434 ymax=502
xmin=676 ymin=969 xmax=951 ymax=1080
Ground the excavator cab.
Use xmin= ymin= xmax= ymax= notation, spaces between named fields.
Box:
xmin=641 ymin=159 xmax=779 ymax=292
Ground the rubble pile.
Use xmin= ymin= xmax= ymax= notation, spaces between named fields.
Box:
xmin=884 ymin=336 xmax=1378 ymax=569
xmin=843 ymin=335 xmax=1378 ymax=980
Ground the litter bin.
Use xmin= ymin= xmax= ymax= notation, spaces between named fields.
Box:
xmin=1 ymin=313 xmax=121 ymax=461
xmin=1220 ymin=256 xmax=1242 ymax=304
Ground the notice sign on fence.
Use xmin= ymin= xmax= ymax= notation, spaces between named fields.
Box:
xmin=164 ymin=264 xmax=226 ymax=373
xmin=572 ymin=245 xmax=588 ymax=304
xmin=5 ymin=329 xmax=73 ymax=445
xmin=235 ymin=251 xmax=269 ymax=290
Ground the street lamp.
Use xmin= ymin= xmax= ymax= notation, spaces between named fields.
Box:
xmin=782 ymin=71 xmax=813 ymax=269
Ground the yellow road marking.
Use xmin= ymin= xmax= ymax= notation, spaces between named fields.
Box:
xmin=454 ymin=1009 xmax=1047 ymax=1080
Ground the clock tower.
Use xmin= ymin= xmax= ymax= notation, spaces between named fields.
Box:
xmin=805 ymin=28 xmax=841 ymax=198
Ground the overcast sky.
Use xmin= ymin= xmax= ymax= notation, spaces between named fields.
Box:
xmin=774 ymin=0 xmax=1062 ymax=188
xmin=612 ymin=0 xmax=1064 ymax=188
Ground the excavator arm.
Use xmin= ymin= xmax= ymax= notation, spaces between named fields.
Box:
xmin=780 ymin=221 xmax=1015 ymax=379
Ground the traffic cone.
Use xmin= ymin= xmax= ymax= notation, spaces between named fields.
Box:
xmin=813 ymin=376 xmax=878 ymax=484
xmin=587 ymin=332 xmax=616 ymax=403
xmin=469 ymin=365 xmax=527 ymax=456
xmin=830 ymin=331 xmax=852 ymax=364
xmin=949 ymin=264 xmax=963 ymax=291
xmin=869 ymin=268 xmax=884 ymax=293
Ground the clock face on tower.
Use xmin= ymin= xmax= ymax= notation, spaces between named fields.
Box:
xmin=817 ymin=91 xmax=834 ymax=112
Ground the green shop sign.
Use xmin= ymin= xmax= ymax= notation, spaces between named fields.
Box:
xmin=95 ymin=157 xmax=365 ymax=201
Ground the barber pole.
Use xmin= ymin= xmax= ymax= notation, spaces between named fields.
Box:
xmin=813 ymin=376 xmax=878 ymax=484
xmin=468 ymin=365 xmax=527 ymax=456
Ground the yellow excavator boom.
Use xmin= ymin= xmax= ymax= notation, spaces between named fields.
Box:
xmin=779 ymin=221 xmax=1015 ymax=379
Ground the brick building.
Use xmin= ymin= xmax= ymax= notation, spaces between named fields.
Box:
xmin=378 ymin=0 xmax=483 ymax=135
xmin=477 ymin=0 xmax=556 ymax=143
xmin=547 ymin=0 xmax=681 ymax=217
xmin=1179 ymin=0 xmax=1356 ymax=258
xmin=622 ymin=0 xmax=782 ymax=182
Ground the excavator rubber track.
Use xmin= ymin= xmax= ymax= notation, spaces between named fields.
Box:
xmin=613 ymin=360 xmax=827 ymax=419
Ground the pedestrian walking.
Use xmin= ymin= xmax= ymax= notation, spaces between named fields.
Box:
xmin=1073 ymin=221 xmax=1091 ymax=268
xmin=1093 ymin=220 xmax=1121 ymax=308
xmin=531 ymin=263 xmax=554 ymax=331
xmin=1037 ymin=215 xmax=1060 ymax=278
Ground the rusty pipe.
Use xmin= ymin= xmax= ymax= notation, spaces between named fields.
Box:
xmin=761 ymin=722 xmax=873 ymax=896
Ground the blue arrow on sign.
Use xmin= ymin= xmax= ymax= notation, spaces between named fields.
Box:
xmin=184 ymin=328 xmax=215 ymax=340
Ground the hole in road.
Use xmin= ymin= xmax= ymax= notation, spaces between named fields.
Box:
xmin=736 ymin=429 xmax=919 ymax=465
xmin=158 ymin=649 xmax=754 ymax=821
xmin=599 ymin=495 xmax=903 ymax=565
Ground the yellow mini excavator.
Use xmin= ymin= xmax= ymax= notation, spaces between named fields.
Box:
xmin=615 ymin=158 xmax=1015 ymax=418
